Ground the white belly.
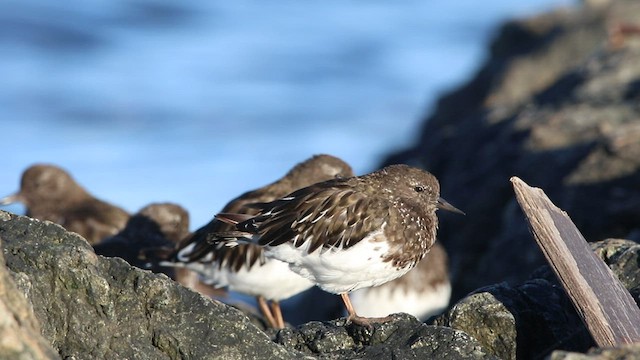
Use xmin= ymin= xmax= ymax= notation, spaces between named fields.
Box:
xmin=266 ymin=228 xmax=413 ymax=294
xmin=164 ymin=257 xmax=314 ymax=301
xmin=349 ymin=281 xmax=451 ymax=320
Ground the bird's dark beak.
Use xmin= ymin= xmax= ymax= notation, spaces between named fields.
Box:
xmin=0 ymin=193 xmax=21 ymax=206
xmin=437 ymin=197 xmax=465 ymax=215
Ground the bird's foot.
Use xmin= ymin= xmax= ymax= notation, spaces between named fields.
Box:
xmin=347 ymin=314 xmax=393 ymax=329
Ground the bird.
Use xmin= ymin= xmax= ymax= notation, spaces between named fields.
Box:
xmin=125 ymin=203 xmax=226 ymax=298
xmin=94 ymin=202 xmax=190 ymax=271
xmin=0 ymin=164 xmax=130 ymax=244
xmin=157 ymin=154 xmax=354 ymax=329
xmin=348 ymin=242 xmax=451 ymax=321
xmin=215 ymin=164 xmax=463 ymax=327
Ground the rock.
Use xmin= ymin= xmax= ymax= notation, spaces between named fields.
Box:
xmin=384 ymin=0 xmax=640 ymax=302
xmin=436 ymin=239 xmax=640 ymax=359
xmin=0 ymin=210 xmax=299 ymax=359
xmin=275 ymin=313 xmax=496 ymax=359
xmin=550 ymin=343 xmax=640 ymax=359
xmin=0 ymin=210 xmax=495 ymax=359
xmin=591 ymin=239 xmax=640 ymax=292
xmin=0 ymin=213 xmax=59 ymax=359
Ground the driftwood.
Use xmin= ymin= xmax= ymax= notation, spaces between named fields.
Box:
xmin=511 ymin=176 xmax=640 ymax=347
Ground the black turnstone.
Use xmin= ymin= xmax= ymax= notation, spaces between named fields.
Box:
xmin=132 ymin=203 xmax=226 ymax=298
xmin=348 ymin=242 xmax=451 ymax=321
xmin=216 ymin=164 xmax=463 ymax=326
xmin=94 ymin=202 xmax=190 ymax=271
xmin=0 ymin=164 xmax=130 ymax=244
xmin=159 ymin=154 xmax=354 ymax=329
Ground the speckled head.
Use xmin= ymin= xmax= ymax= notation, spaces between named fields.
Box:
xmin=369 ymin=164 xmax=464 ymax=216
xmin=365 ymin=164 xmax=441 ymax=206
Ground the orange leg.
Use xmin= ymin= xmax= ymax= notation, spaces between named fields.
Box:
xmin=257 ymin=296 xmax=278 ymax=329
xmin=340 ymin=293 xmax=392 ymax=328
xmin=341 ymin=293 xmax=357 ymax=318
xmin=270 ymin=300 xmax=285 ymax=329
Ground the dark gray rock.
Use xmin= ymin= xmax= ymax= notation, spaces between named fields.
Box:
xmin=591 ymin=239 xmax=640 ymax=292
xmin=275 ymin=313 xmax=496 ymax=359
xmin=437 ymin=239 xmax=640 ymax=360
xmin=0 ymin=210 xmax=300 ymax=360
xmin=550 ymin=343 xmax=640 ymax=360
xmin=0 ymin=213 xmax=59 ymax=359
xmin=384 ymin=0 xmax=640 ymax=303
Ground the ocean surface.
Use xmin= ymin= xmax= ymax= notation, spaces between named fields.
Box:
xmin=0 ymin=0 xmax=573 ymax=229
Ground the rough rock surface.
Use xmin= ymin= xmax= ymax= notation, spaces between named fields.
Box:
xmin=436 ymin=238 xmax=640 ymax=359
xmin=550 ymin=343 xmax=640 ymax=360
xmin=0 ymin=210 xmax=298 ymax=360
xmin=0 ymin=210 xmax=496 ymax=359
xmin=274 ymin=313 xmax=494 ymax=359
xmin=384 ymin=0 xmax=640 ymax=303
xmin=0 ymin=213 xmax=59 ymax=359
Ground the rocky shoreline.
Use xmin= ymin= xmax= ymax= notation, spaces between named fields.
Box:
xmin=3 ymin=0 xmax=640 ymax=358
xmin=2 ymin=212 xmax=639 ymax=359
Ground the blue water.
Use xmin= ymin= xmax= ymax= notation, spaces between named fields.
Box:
xmin=0 ymin=0 xmax=573 ymax=229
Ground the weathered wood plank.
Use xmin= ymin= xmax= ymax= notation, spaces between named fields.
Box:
xmin=511 ymin=176 xmax=640 ymax=347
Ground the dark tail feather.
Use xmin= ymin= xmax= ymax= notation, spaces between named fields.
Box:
xmin=215 ymin=213 xmax=254 ymax=225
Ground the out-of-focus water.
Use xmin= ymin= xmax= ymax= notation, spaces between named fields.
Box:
xmin=0 ymin=0 xmax=573 ymax=229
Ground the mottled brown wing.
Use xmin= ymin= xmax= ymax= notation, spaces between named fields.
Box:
xmin=250 ymin=184 xmax=388 ymax=253
xmin=174 ymin=218 xmax=230 ymax=262
xmin=174 ymin=226 xmax=265 ymax=271
xmin=168 ymin=181 xmax=294 ymax=271
xmin=208 ymin=243 xmax=265 ymax=272
xmin=172 ymin=187 xmax=272 ymax=263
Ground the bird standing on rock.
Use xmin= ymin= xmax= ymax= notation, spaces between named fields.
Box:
xmin=156 ymin=154 xmax=354 ymax=329
xmin=216 ymin=164 xmax=463 ymax=326
xmin=0 ymin=164 xmax=130 ymax=245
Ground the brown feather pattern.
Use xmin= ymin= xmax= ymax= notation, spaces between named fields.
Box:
xmin=231 ymin=164 xmax=445 ymax=270
xmin=167 ymin=154 xmax=354 ymax=273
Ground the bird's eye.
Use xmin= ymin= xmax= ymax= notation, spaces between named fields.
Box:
xmin=414 ymin=186 xmax=425 ymax=193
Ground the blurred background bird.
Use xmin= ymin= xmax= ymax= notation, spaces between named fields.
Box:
xmin=1 ymin=164 xmax=130 ymax=245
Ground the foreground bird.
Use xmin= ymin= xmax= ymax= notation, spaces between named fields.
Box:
xmin=0 ymin=164 xmax=130 ymax=244
xmin=216 ymin=164 xmax=463 ymax=326
xmin=158 ymin=154 xmax=354 ymax=328
xmin=348 ymin=242 xmax=451 ymax=321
